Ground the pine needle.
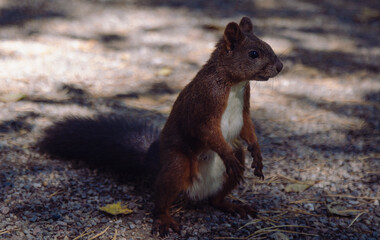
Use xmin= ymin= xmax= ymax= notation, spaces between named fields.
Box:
xmin=48 ymin=189 xmax=63 ymax=198
xmin=228 ymin=195 xmax=248 ymax=204
xmin=214 ymin=236 xmax=246 ymax=239
xmin=347 ymin=212 xmax=366 ymax=228
xmin=248 ymin=225 xmax=315 ymax=238
xmin=289 ymin=199 xmax=319 ymax=204
xmin=0 ymin=228 xmax=20 ymax=236
xmin=73 ymin=228 xmax=95 ymax=240
xmin=325 ymin=194 xmax=380 ymax=200
xmin=112 ymin=229 xmax=117 ymax=240
xmin=88 ymin=226 xmax=110 ymax=240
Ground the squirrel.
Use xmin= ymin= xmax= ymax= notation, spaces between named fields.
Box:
xmin=37 ymin=17 xmax=283 ymax=236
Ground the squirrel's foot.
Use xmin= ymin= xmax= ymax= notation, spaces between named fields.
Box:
xmin=211 ymin=200 xmax=257 ymax=219
xmin=152 ymin=214 xmax=180 ymax=237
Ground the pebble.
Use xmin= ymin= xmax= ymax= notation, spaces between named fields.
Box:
xmin=1 ymin=206 xmax=10 ymax=215
xmin=271 ymin=232 xmax=289 ymax=240
xmin=304 ymin=203 xmax=315 ymax=211
xmin=57 ymin=221 xmax=67 ymax=226
xmin=134 ymin=219 xmax=142 ymax=225
xmin=129 ymin=223 xmax=136 ymax=229
xmin=29 ymin=215 xmax=38 ymax=222
xmin=359 ymin=223 xmax=370 ymax=232
xmin=51 ymin=212 xmax=61 ymax=221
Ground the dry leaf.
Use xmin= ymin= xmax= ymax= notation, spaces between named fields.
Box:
xmin=0 ymin=92 xmax=26 ymax=102
xmin=284 ymin=183 xmax=312 ymax=193
xmin=99 ymin=202 xmax=133 ymax=216
xmin=326 ymin=202 xmax=365 ymax=217
xmin=355 ymin=8 xmax=380 ymax=23
xmin=156 ymin=67 xmax=173 ymax=76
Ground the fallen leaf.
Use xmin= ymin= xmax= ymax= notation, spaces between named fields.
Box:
xmin=0 ymin=92 xmax=26 ymax=102
xmin=284 ymin=183 xmax=312 ymax=193
xmin=99 ymin=202 xmax=133 ymax=216
xmin=326 ymin=202 xmax=365 ymax=217
xmin=355 ymin=8 xmax=380 ymax=23
xmin=156 ymin=67 xmax=172 ymax=76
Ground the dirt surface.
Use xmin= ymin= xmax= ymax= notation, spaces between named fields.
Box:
xmin=0 ymin=0 xmax=379 ymax=239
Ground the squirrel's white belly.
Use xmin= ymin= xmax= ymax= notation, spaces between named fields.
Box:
xmin=186 ymin=81 xmax=247 ymax=200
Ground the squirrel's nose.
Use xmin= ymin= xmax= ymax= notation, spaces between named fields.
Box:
xmin=276 ymin=61 xmax=283 ymax=73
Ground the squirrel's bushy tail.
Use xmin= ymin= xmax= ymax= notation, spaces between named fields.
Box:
xmin=37 ymin=115 xmax=161 ymax=175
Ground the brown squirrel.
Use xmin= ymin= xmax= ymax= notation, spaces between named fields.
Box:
xmin=37 ymin=17 xmax=282 ymax=236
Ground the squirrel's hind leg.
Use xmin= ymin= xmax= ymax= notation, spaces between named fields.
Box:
xmin=209 ymin=145 xmax=257 ymax=218
xmin=153 ymin=150 xmax=197 ymax=236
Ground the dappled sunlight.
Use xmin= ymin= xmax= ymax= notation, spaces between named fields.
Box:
xmin=0 ymin=0 xmax=379 ymax=239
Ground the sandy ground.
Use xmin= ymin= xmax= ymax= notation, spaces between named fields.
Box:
xmin=0 ymin=0 xmax=379 ymax=239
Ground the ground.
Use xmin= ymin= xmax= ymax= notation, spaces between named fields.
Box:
xmin=0 ymin=0 xmax=379 ymax=239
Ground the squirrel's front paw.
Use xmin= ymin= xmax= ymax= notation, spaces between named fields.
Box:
xmin=248 ymin=146 xmax=264 ymax=180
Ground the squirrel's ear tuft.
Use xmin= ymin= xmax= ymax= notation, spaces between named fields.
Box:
xmin=239 ymin=17 xmax=253 ymax=33
xmin=223 ymin=22 xmax=245 ymax=51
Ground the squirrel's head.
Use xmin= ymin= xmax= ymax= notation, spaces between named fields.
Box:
xmin=218 ymin=17 xmax=283 ymax=81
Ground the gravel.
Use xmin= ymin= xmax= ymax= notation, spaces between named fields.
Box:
xmin=1 ymin=0 xmax=379 ymax=239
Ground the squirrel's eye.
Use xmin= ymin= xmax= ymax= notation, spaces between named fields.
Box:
xmin=249 ymin=51 xmax=259 ymax=59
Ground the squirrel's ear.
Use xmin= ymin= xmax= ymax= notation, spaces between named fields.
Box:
xmin=223 ymin=22 xmax=245 ymax=51
xmin=239 ymin=17 xmax=253 ymax=33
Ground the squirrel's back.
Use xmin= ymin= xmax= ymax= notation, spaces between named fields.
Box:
xmin=37 ymin=114 xmax=161 ymax=175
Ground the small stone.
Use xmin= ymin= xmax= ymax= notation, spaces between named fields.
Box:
xmin=271 ymin=231 xmax=289 ymax=240
xmin=33 ymin=226 xmax=41 ymax=236
xmin=199 ymin=226 xmax=208 ymax=234
xmin=129 ymin=223 xmax=135 ymax=229
xmin=134 ymin=219 xmax=142 ymax=225
xmin=29 ymin=215 xmax=38 ymax=222
xmin=1 ymin=207 xmax=10 ymax=215
xmin=57 ymin=221 xmax=67 ymax=226
xmin=359 ymin=223 xmax=370 ymax=232
xmin=51 ymin=213 xmax=61 ymax=221
xmin=304 ymin=203 xmax=315 ymax=211
xmin=348 ymin=200 xmax=359 ymax=205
